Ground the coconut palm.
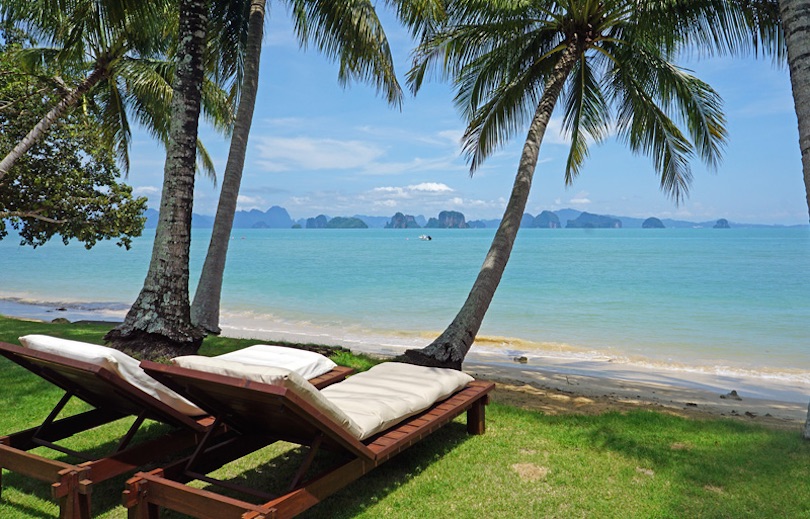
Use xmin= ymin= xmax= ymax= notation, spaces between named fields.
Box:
xmin=190 ymin=0 xmax=444 ymax=334
xmin=0 ymin=0 xmax=231 ymax=181
xmin=779 ymin=0 xmax=810 ymax=221
xmin=104 ymin=0 xmax=211 ymax=356
xmin=189 ymin=0 xmax=265 ymax=334
xmin=401 ymin=0 xmax=732 ymax=369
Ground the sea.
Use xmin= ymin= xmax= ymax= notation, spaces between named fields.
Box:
xmin=1 ymin=227 xmax=809 ymax=403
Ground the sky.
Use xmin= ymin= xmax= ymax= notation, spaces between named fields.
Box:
xmin=126 ymin=8 xmax=808 ymax=226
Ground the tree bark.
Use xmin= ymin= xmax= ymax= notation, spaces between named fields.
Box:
xmin=780 ymin=0 xmax=810 ymax=222
xmin=0 ymin=64 xmax=109 ymax=181
xmin=105 ymin=0 xmax=207 ymax=357
xmin=191 ymin=0 xmax=266 ymax=334
xmin=804 ymin=400 xmax=810 ymax=439
xmin=401 ymin=42 xmax=580 ymax=370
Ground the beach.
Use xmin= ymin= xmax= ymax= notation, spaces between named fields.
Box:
xmin=3 ymin=299 xmax=807 ymax=431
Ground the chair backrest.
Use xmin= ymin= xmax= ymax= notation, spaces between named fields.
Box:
xmin=0 ymin=341 xmax=206 ymax=432
xmin=140 ymin=360 xmax=375 ymax=459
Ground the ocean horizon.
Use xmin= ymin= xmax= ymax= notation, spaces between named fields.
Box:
xmin=1 ymin=227 xmax=809 ymax=403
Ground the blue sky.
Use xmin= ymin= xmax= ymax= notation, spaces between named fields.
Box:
xmin=126 ymin=8 xmax=808 ymax=225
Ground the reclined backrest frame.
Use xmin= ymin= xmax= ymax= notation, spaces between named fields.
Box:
xmin=122 ymin=360 xmax=494 ymax=519
xmin=0 ymin=340 xmax=352 ymax=519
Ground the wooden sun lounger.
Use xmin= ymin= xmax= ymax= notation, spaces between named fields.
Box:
xmin=0 ymin=341 xmax=352 ymax=519
xmin=122 ymin=361 xmax=494 ymax=519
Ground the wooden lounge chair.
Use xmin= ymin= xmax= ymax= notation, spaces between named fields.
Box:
xmin=0 ymin=338 xmax=352 ymax=519
xmin=123 ymin=361 xmax=494 ymax=519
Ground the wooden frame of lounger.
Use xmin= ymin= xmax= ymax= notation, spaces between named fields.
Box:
xmin=0 ymin=341 xmax=352 ymax=519
xmin=122 ymin=361 xmax=494 ymax=519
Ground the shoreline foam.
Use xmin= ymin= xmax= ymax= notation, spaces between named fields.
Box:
xmin=2 ymin=298 xmax=808 ymax=423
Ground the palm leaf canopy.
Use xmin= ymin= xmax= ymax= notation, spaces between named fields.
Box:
xmin=1 ymin=0 xmax=237 ymax=179
xmin=407 ymin=0 xmax=780 ymax=203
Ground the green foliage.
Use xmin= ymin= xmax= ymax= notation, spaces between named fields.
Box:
xmin=326 ymin=216 xmax=369 ymax=229
xmin=408 ymin=0 xmax=739 ymax=203
xmin=0 ymin=2 xmax=235 ymax=178
xmin=0 ymin=36 xmax=147 ymax=249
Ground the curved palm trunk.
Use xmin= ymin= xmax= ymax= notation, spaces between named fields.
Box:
xmin=191 ymin=0 xmax=266 ymax=334
xmin=805 ymin=402 xmax=810 ymax=439
xmin=0 ymin=64 xmax=108 ymax=181
xmin=402 ymin=42 xmax=580 ymax=370
xmin=780 ymin=0 xmax=810 ymax=222
xmin=105 ymin=0 xmax=207 ymax=357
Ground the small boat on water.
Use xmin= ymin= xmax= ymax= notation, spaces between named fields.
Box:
xmin=419 ymin=234 xmax=432 ymax=241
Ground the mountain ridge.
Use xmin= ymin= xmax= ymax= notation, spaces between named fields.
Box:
xmin=143 ymin=208 xmax=804 ymax=230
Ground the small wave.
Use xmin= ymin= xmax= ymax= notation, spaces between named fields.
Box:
xmin=0 ymin=295 xmax=129 ymax=312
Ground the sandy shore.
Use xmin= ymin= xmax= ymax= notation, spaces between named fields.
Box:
xmin=466 ymin=362 xmax=808 ymax=431
xmin=2 ymin=301 xmax=808 ymax=431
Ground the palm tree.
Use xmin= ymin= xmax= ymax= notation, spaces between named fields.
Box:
xmin=779 ymin=0 xmax=810 ymax=221
xmin=0 ymin=0 xmax=230 ymax=181
xmin=189 ymin=0 xmax=265 ymax=334
xmin=401 ymin=0 xmax=731 ymax=369
xmin=190 ymin=0 xmax=443 ymax=334
xmin=104 ymin=0 xmax=210 ymax=356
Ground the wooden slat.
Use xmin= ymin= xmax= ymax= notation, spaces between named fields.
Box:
xmin=366 ymin=381 xmax=494 ymax=460
xmin=121 ymin=374 xmax=494 ymax=519
xmin=0 ymin=444 xmax=75 ymax=483
xmin=308 ymin=366 xmax=354 ymax=389
xmin=123 ymin=471 xmax=272 ymax=519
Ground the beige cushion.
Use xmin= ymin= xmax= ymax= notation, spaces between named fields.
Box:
xmin=321 ymin=362 xmax=474 ymax=440
xmin=18 ymin=335 xmax=202 ymax=416
xmin=170 ymin=357 xmax=473 ymax=442
xmin=170 ymin=355 xmax=358 ymax=434
xmin=208 ymin=344 xmax=336 ymax=380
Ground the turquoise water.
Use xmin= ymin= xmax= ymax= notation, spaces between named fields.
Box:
xmin=1 ymin=227 xmax=809 ymax=379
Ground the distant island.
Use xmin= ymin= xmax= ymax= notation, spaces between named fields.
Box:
xmin=143 ymin=207 xmax=795 ymax=230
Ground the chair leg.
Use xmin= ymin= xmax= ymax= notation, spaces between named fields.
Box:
xmin=466 ymin=395 xmax=488 ymax=435
xmin=124 ymin=476 xmax=161 ymax=519
xmin=54 ymin=469 xmax=92 ymax=519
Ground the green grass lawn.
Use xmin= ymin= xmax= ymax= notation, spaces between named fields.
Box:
xmin=1 ymin=316 xmax=809 ymax=518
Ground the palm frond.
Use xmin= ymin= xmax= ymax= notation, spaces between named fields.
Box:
xmin=561 ymin=55 xmax=609 ymax=183
xmin=290 ymin=0 xmax=402 ymax=106
xmin=609 ymin=57 xmax=694 ymax=203
xmin=196 ymin=138 xmax=217 ymax=183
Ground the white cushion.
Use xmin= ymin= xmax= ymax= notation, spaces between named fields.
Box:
xmin=171 ymin=355 xmax=297 ymax=386
xmin=321 ymin=362 xmax=474 ymax=440
xmin=209 ymin=345 xmax=336 ymax=380
xmin=168 ymin=358 xmax=473 ymax=442
xmin=170 ymin=355 xmax=359 ymax=434
xmin=18 ymin=335 xmax=202 ymax=416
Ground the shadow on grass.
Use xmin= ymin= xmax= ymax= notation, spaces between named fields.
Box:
xmin=1 ymin=419 xmax=194 ymax=518
xmin=151 ymin=422 xmax=473 ymax=519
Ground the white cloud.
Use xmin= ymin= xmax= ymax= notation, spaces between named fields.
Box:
xmin=371 ymin=183 xmax=454 ymax=199
xmin=409 ymin=182 xmax=454 ymax=193
xmin=133 ymin=186 xmax=160 ymax=196
xmin=437 ymin=129 xmax=463 ymax=146
xmin=569 ymin=192 xmax=592 ymax=205
xmin=236 ymin=195 xmax=267 ymax=210
xmin=544 ymin=118 xmax=572 ymax=145
xmin=253 ymin=136 xmax=385 ymax=172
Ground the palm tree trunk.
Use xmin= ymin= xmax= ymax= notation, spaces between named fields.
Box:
xmin=105 ymin=0 xmax=207 ymax=357
xmin=804 ymin=401 xmax=810 ymax=439
xmin=780 ymin=0 xmax=810 ymax=222
xmin=402 ymin=42 xmax=581 ymax=369
xmin=191 ymin=0 xmax=266 ymax=334
xmin=0 ymin=64 xmax=108 ymax=181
